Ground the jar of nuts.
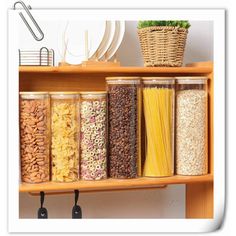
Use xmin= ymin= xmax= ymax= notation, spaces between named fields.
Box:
xmin=20 ymin=92 xmax=50 ymax=183
xmin=79 ymin=92 xmax=107 ymax=180
xmin=142 ymin=78 xmax=175 ymax=177
xmin=106 ymin=77 xmax=141 ymax=179
xmin=50 ymin=92 xmax=79 ymax=182
xmin=175 ymin=77 xmax=208 ymax=175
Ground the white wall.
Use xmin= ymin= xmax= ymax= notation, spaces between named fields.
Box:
xmin=117 ymin=21 xmax=213 ymax=66
xmin=20 ymin=186 xmax=185 ymax=218
xmin=19 ymin=20 xmax=213 ymax=66
xmin=19 ymin=20 xmax=213 ymax=219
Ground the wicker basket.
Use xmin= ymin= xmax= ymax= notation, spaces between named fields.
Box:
xmin=138 ymin=26 xmax=188 ymax=67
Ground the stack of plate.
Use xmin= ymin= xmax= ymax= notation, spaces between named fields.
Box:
xmin=58 ymin=21 xmax=125 ymax=65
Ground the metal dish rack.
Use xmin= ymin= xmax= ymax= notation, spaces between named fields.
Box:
xmin=19 ymin=47 xmax=55 ymax=66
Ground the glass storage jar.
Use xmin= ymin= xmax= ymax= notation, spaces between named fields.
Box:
xmin=175 ymin=77 xmax=208 ymax=175
xmin=79 ymin=92 xmax=107 ymax=180
xmin=20 ymin=92 xmax=50 ymax=183
xmin=106 ymin=77 xmax=141 ymax=178
xmin=50 ymin=92 xmax=79 ymax=182
xmin=142 ymin=78 xmax=175 ymax=177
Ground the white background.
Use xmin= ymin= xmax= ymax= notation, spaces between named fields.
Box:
xmin=1 ymin=0 xmax=234 ymax=235
xmin=18 ymin=19 xmax=213 ymax=219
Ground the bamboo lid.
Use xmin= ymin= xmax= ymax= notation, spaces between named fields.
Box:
xmin=80 ymin=91 xmax=107 ymax=95
xmin=49 ymin=92 xmax=79 ymax=95
xmin=20 ymin=92 xmax=49 ymax=99
xmin=20 ymin=92 xmax=48 ymax=95
xmin=106 ymin=77 xmax=141 ymax=84
xmin=80 ymin=91 xmax=107 ymax=99
xmin=142 ymin=77 xmax=175 ymax=84
xmin=49 ymin=92 xmax=79 ymax=99
xmin=176 ymin=76 xmax=208 ymax=84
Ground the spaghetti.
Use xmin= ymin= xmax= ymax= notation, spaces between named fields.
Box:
xmin=143 ymin=87 xmax=174 ymax=177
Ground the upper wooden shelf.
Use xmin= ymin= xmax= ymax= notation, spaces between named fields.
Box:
xmin=19 ymin=175 xmax=213 ymax=193
xmin=19 ymin=64 xmax=213 ymax=75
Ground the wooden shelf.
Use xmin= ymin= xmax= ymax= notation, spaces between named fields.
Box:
xmin=19 ymin=175 xmax=213 ymax=193
xmin=18 ymin=61 xmax=214 ymax=218
xmin=19 ymin=65 xmax=213 ymax=75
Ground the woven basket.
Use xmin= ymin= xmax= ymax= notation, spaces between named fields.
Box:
xmin=138 ymin=26 xmax=188 ymax=67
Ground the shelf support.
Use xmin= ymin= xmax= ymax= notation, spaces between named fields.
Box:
xmin=186 ymin=182 xmax=213 ymax=218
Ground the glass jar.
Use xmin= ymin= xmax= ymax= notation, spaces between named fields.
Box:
xmin=106 ymin=77 xmax=141 ymax=178
xmin=175 ymin=77 xmax=208 ymax=175
xmin=50 ymin=92 xmax=79 ymax=182
xmin=79 ymin=92 xmax=107 ymax=180
xmin=142 ymin=78 xmax=175 ymax=177
xmin=19 ymin=92 xmax=50 ymax=183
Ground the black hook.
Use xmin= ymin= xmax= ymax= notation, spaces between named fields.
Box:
xmin=37 ymin=191 xmax=48 ymax=219
xmin=72 ymin=190 xmax=82 ymax=219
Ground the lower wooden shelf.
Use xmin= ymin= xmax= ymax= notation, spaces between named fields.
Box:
xmin=19 ymin=174 xmax=213 ymax=193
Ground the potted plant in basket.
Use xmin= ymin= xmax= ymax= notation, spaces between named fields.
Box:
xmin=137 ymin=21 xmax=191 ymax=67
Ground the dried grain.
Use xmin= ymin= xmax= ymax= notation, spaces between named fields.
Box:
xmin=176 ymin=90 xmax=207 ymax=175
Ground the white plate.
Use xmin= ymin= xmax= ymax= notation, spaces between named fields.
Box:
xmin=57 ymin=21 xmax=106 ymax=65
xmin=91 ymin=21 xmax=116 ymax=60
xmin=105 ymin=21 xmax=125 ymax=60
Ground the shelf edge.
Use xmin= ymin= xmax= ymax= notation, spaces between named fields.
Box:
xmin=19 ymin=175 xmax=213 ymax=193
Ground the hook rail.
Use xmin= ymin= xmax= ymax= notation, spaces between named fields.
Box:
xmin=28 ymin=185 xmax=167 ymax=196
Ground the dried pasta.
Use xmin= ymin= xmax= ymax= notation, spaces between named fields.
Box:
xmin=51 ymin=101 xmax=79 ymax=182
xmin=143 ymin=88 xmax=174 ymax=177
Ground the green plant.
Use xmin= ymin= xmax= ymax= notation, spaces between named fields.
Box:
xmin=137 ymin=20 xmax=191 ymax=29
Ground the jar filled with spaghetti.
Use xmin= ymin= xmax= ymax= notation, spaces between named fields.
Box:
xmin=175 ymin=77 xmax=208 ymax=175
xmin=79 ymin=92 xmax=107 ymax=180
xmin=106 ymin=77 xmax=141 ymax=178
xmin=50 ymin=92 xmax=79 ymax=182
xmin=142 ymin=78 xmax=175 ymax=177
